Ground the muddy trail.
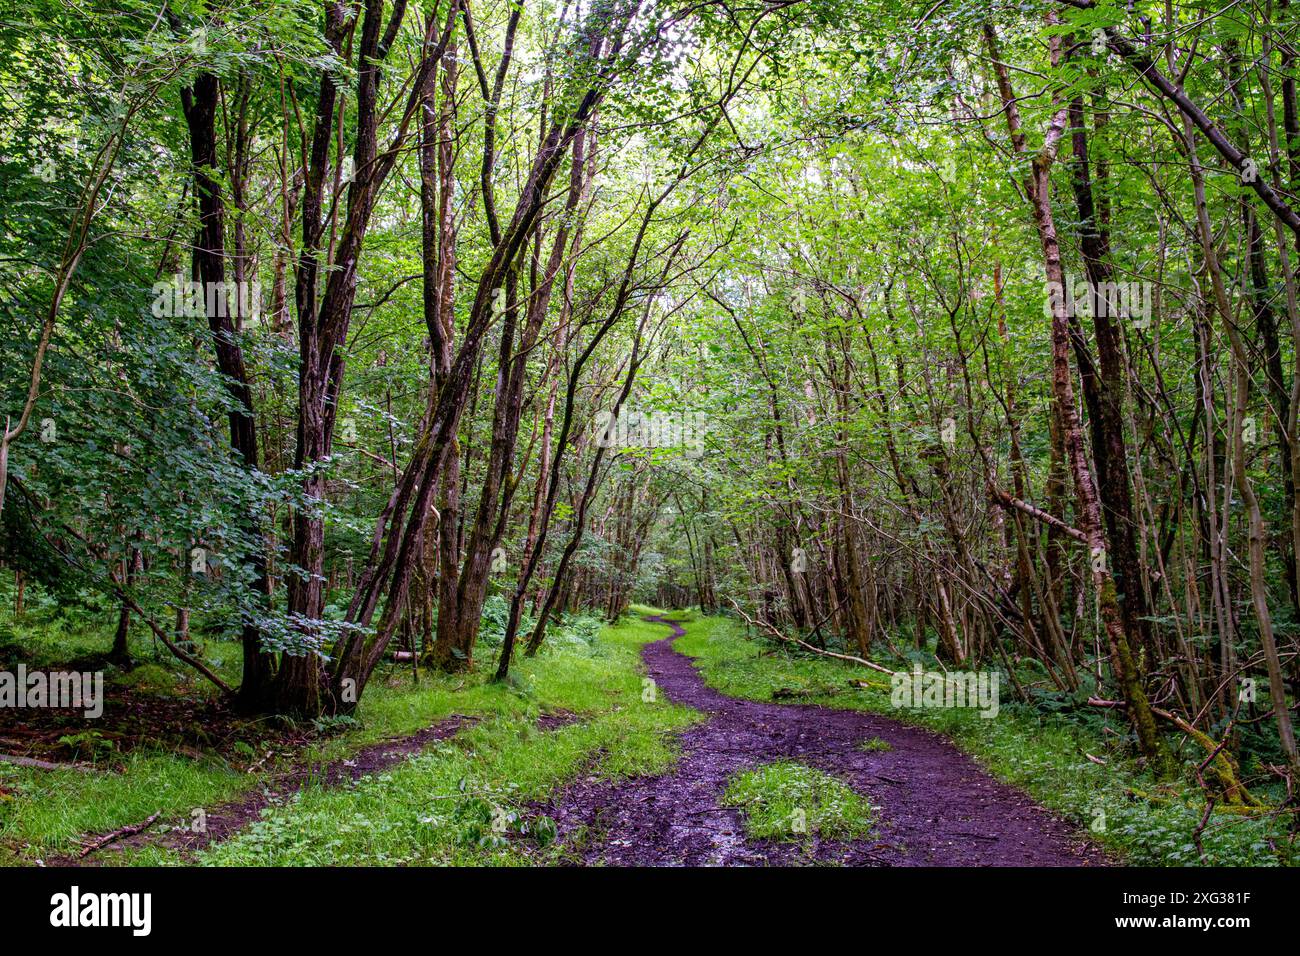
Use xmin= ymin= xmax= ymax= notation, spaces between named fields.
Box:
xmin=543 ymin=616 xmax=1107 ymax=867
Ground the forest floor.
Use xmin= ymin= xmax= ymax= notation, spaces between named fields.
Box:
xmin=42 ymin=713 xmax=485 ymax=864
xmin=1 ymin=607 xmax=1288 ymax=866
xmin=544 ymin=615 xmax=1104 ymax=866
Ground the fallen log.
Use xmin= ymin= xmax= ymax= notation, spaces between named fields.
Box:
xmin=772 ymin=686 xmax=840 ymax=700
xmin=0 ymin=753 xmax=95 ymax=773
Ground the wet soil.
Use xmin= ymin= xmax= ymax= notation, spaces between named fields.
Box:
xmin=542 ymin=616 xmax=1107 ymax=867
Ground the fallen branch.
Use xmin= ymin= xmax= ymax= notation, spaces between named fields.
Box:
xmin=78 ymin=811 xmax=161 ymax=858
xmin=727 ymin=598 xmax=900 ymax=678
xmin=117 ymin=590 xmax=235 ymax=697
xmin=0 ymin=753 xmax=95 ymax=773
xmin=7 ymin=475 xmax=234 ymax=697
xmin=1088 ymin=697 xmax=1260 ymax=806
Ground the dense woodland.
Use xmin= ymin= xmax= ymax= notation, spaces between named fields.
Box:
xmin=4 ymin=0 xmax=1300 ymax=853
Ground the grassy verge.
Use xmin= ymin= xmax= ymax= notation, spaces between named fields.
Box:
xmin=188 ymin=613 xmax=696 ymax=866
xmin=1 ymin=614 xmax=236 ymax=864
xmin=9 ymin=602 xmax=1292 ymax=866
xmin=0 ymin=610 xmax=697 ymax=865
xmin=673 ymin=610 xmax=1296 ymax=867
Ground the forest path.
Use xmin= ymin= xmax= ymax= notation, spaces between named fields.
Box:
xmin=46 ymin=714 xmax=483 ymax=866
xmin=544 ymin=615 xmax=1107 ymax=866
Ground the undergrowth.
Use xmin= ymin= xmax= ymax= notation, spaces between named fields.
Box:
xmin=674 ymin=612 xmax=1297 ymax=867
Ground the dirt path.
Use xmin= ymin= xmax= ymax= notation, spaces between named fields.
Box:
xmin=45 ymin=713 xmax=483 ymax=866
xmin=544 ymin=616 xmax=1107 ymax=866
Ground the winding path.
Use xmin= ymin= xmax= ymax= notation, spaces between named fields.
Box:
xmin=545 ymin=616 xmax=1107 ymax=866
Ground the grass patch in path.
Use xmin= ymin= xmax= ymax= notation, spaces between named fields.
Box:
xmin=674 ymin=613 xmax=1295 ymax=867
xmin=722 ymin=761 xmax=875 ymax=843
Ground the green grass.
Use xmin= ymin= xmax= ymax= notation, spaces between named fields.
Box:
xmin=0 ymin=754 xmax=251 ymax=863
xmin=722 ymin=760 xmax=875 ymax=842
xmin=859 ymin=737 xmax=892 ymax=753
xmin=188 ymin=613 xmax=697 ymax=866
xmin=8 ymin=598 xmax=1294 ymax=867
xmin=0 ymin=607 xmax=697 ymax=865
xmin=0 ymin=616 xmax=244 ymax=862
xmin=675 ymin=613 xmax=1298 ymax=867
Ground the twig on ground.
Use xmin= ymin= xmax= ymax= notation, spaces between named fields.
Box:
xmin=78 ymin=811 xmax=161 ymax=858
xmin=727 ymin=599 xmax=900 ymax=678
